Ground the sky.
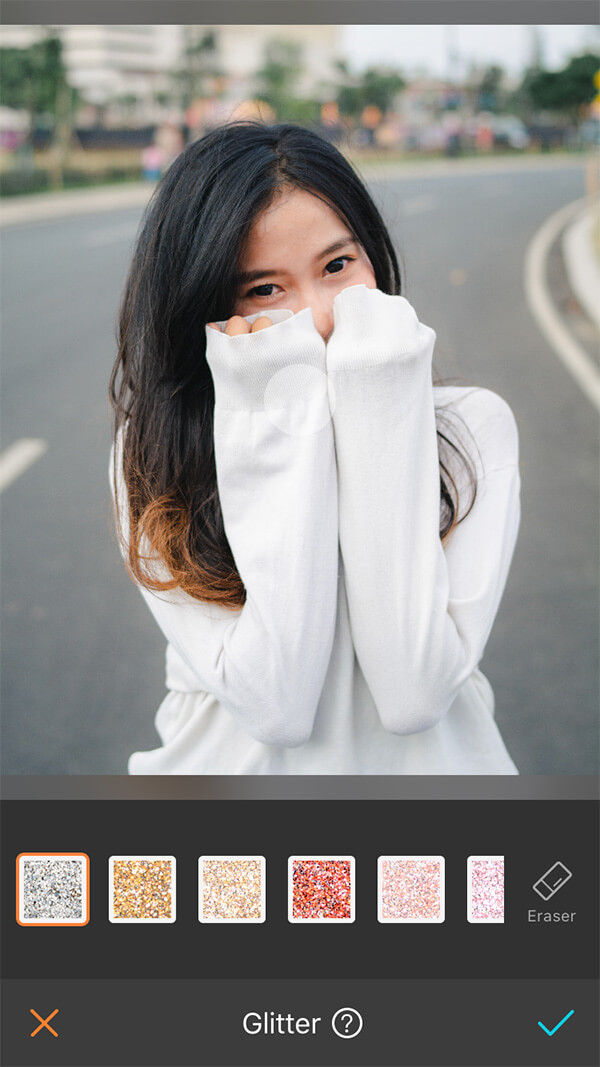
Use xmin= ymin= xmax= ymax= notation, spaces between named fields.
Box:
xmin=341 ymin=24 xmax=599 ymax=79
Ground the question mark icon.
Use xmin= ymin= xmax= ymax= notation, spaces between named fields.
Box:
xmin=331 ymin=1007 xmax=363 ymax=1039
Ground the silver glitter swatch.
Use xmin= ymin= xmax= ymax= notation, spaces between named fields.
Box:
xmin=22 ymin=858 xmax=83 ymax=920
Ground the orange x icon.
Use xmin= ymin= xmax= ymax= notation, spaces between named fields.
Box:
xmin=30 ymin=1008 xmax=59 ymax=1037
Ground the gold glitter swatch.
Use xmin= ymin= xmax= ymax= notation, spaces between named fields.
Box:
xmin=110 ymin=856 xmax=176 ymax=923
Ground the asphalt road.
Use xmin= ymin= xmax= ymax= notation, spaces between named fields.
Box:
xmin=1 ymin=157 xmax=598 ymax=774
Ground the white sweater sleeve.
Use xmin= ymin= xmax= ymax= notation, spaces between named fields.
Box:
xmin=112 ymin=308 xmax=339 ymax=747
xmin=326 ymin=285 xmax=520 ymax=734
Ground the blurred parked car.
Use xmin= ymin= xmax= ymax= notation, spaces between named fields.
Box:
xmin=491 ymin=115 xmax=530 ymax=150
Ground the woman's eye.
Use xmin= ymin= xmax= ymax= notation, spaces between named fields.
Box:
xmin=248 ymin=283 xmax=276 ymax=297
xmin=325 ymin=256 xmax=352 ymax=275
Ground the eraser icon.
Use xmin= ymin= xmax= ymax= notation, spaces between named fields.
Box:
xmin=532 ymin=861 xmax=572 ymax=901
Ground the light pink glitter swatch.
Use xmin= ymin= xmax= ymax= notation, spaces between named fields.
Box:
xmin=378 ymin=856 xmax=445 ymax=923
xmin=467 ymin=856 xmax=504 ymax=923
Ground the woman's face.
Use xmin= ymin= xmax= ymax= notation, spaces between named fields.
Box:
xmin=233 ymin=187 xmax=377 ymax=343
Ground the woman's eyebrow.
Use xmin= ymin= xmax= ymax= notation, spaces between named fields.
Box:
xmin=238 ymin=236 xmax=358 ymax=284
xmin=238 ymin=266 xmax=279 ymax=284
xmin=316 ymin=235 xmax=357 ymax=260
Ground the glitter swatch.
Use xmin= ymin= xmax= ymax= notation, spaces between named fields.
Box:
xmin=467 ymin=856 xmax=504 ymax=923
xmin=109 ymin=856 xmax=176 ymax=923
xmin=289 ymin=856 xmax=355 ymax=923
xmin=199 ymin=856 xmax=266 ymax=923
xmin=378 ymin=856 xmax=445 ymax=923
xmin=16 ymin=852 xmax=89 ymax=926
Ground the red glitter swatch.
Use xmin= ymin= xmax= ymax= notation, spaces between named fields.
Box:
xmin=290 ymin=858 xmax=354 ymax=922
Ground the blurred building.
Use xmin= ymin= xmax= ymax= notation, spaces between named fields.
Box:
xmin=0 ymin=25 xmax=181 ymax=122
xmin=1 ymin=24 xmax=343 ymax=125
xmin=178 ymin=25 xmax=344 ymax=129
xmin=197 ymin=24 xmax=342 ymax=101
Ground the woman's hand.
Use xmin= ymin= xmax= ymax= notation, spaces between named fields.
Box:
xmin=208 ymin=316 xmax=273 ymax=336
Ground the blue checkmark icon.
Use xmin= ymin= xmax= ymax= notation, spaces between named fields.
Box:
xmin=537 ymin=1009 xmax=574 ymax=1036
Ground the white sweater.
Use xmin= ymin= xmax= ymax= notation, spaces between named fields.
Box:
xmin=113 ymin=286 xmax=520 ymax=775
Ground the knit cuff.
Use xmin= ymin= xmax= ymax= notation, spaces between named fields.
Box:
xmin=205 ymin=307 xmax=326 ymax=411
xmin=327 ymin=285 xmax=435 ymax=370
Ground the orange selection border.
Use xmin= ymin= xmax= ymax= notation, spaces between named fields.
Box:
xmin=16 ymin=852 xmax=90 ymax=927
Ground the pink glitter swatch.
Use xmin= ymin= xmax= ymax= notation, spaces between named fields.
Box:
xmin=467 ymin=856 xmax=504 ymax=923
xmin=288 ymin=857 xmax=355 ymax=923
xmin=378 ymin=856 xmax=445 ymax=923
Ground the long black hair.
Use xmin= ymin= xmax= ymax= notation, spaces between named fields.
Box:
xmin=110 ymin=121 xmax=475 ymax=606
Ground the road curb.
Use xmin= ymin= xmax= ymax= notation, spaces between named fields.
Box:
xmin=0 ymin=182 xmax=155 ymax=228
xmin=562 ymin=205 xmax=600 ymax=329
xmin=524 ymin=196 xmax=600 ymax=411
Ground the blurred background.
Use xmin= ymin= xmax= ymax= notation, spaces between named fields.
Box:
xmin=0 ymin=24 xmax=599 ymax=189
xmin=1 ymin=23 xmax=599 ymax=774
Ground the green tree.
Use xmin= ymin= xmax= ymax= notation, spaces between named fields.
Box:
xmin=31 ymin=35 xmax=66 ymax=118
xmin=336 ymin=66 xmax=405 ymax=120
xmin=254 ymin=39 xmax=320 ymax=124
xmin=520 ymin=52 xmax=599 ymax=122
xmin=0 ymin=47 xmax=31 ymax=111
xmin=477 ymin=65 xmax=505 ymax=112
xmin=506 ymin=68 xmax=539 ymax=122
xmin=0 ymin=34 xmax=70 ymax=122
xmin=554 ymin=53 xmax=599 ymax=112
xmin=173 ymin=29 xmax=223 ymax=111
xmin=0 ymin=34 xmax=75 ymax=187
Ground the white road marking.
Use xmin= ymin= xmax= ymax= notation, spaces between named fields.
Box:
xmin=524 ymin=197 xmax=600 ymax=411
xmin=85 ymin=221 xmax=139 ymax=247
xmin=402 ymin=194 xmax=438 ymax=216
xmin=0 ymin=438 xmax=49 ymax=493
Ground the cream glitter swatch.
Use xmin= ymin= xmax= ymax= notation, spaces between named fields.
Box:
xmin=199 ymin=857 xmax=265 ymax=922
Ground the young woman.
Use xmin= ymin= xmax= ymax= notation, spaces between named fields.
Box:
xmin=110 ymin=121 xmax=520 ymax=775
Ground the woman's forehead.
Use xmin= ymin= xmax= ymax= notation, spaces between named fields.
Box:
xmin=241 ymin=188 xmax=352 ymax=267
